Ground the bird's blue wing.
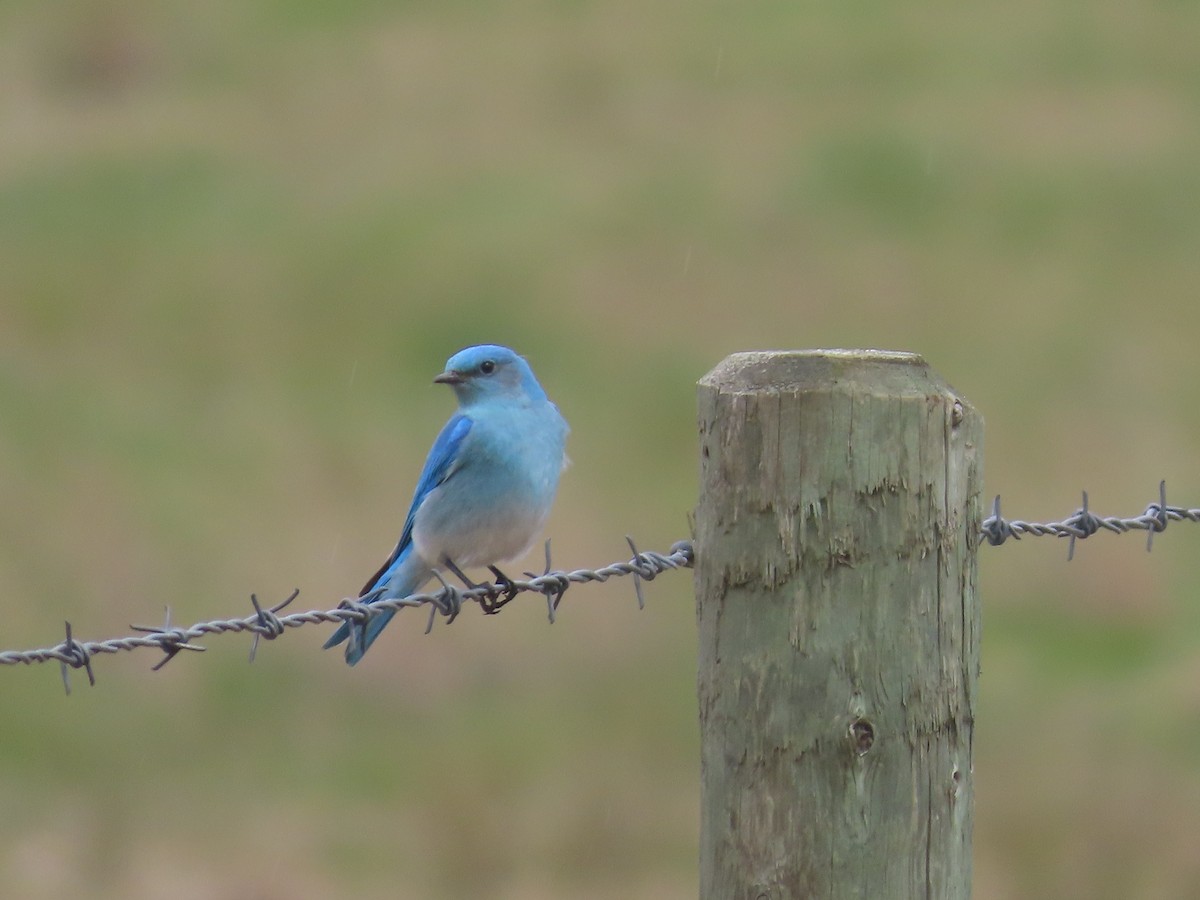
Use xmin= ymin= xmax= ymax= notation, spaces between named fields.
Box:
xmin=358 ymin=413 xmax=473 ymax=596
xmin=324 ymin=413 xmax=473 ymax=661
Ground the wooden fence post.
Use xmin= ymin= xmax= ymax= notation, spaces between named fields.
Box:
xmin=696 ymin=350 xmax=982 ymax=899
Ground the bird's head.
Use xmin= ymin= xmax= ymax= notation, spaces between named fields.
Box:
xmin=434 ymin=344 xmax=548 ymax=406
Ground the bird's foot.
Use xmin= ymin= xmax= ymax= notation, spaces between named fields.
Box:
xmin=479 ymin=565 xmax=520 ymax=615
xmin=440 ymin=557 xmax=518 ymax=615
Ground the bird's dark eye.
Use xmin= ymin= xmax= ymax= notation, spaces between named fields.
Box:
xmin=479 ymin=360 xmax=496 ymax=375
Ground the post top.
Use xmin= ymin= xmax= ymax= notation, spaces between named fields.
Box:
xmin=716 ymin=348 xmax=924 ymax=367
xmin=699 ymin=349 xmax=945 ymax=395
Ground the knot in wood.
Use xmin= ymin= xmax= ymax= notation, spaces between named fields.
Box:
xmin=849 ymin=717 xmax=876 ymax=756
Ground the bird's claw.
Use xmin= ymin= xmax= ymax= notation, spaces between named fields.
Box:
xmin=442 ymin=556 xmax=519 ymax=615
xmin=479 ymin=565 xmax=519 ymax=615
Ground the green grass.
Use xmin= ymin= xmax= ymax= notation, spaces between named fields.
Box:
xmin=3 ymin=0 xmax=1200 ymax=897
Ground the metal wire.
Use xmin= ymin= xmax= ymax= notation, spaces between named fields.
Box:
xmin=0 ymin=539 xmax=695 ymax=693
xmin=3 ymin=479 xmax=1197 ymax=694
xmin=979 ymin=480 xmax=1200 ymax=559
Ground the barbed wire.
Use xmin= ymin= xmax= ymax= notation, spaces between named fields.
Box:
xmin=0 ymin=538 xmax=694 ymax=694
xmin=980 ymin=480 xmax=1200 ymax=559
xmin=3 ymin=482 xmax=1196 ymax=695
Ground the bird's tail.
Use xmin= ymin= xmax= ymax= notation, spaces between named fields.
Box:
xmin=322 ymin=602 xmax=397 ymax=666
xmin=324 ymin=546 xmax=429 ymax=665
xmin=322 ymin=605 xmax=396 ymax=666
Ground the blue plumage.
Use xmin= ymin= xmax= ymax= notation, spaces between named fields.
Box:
xmin=324 ymin=345 xmax=568 ymax=665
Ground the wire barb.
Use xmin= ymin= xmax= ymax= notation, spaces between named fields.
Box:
xmin=1065 ymin=491 xmax=1098 ymax=561
xmin=523 ymin=540 xmax=568 ymax=623
xmin=980 ymin=496 xmax=1014 ymax=546
xmin=625 ymin=535 xmax=651 ymax=610
xmin=427 ymin=570 xmax=461 ymax=631
xmin=1144 ymin=480 xmax=1169 ymax=552
xmin=58 ymin=621 xmax=95 ymax=696
xmin=132 ymin=606 xmax=208 ymax=671
xmin=248 ymin=589 xmax=298 ymax=662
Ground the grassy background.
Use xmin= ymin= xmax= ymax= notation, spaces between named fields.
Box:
xmin=2 ymin=1 xmax=1200 ymax=897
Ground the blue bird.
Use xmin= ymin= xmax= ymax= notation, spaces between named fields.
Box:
xmin=325 ymin=344 xmax=569 ymax=665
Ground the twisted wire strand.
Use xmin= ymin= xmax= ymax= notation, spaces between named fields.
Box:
xmin=0 ymin=540 xmax=695 ymax=693
xmin=979 ymin=480 xmax=1200 ymax=558
xmin=4 ymin=479 xmax=1197 ymax=694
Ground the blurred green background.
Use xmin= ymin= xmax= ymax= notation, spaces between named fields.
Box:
xmin=2 ymin=1 xmax=1199 ymax=897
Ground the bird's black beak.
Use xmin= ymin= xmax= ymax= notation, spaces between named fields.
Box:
xmin=433 ymin=370 xmax=463 ymax=385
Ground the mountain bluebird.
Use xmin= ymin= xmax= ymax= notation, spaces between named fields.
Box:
xmin=325 ymin=344 xmax=569 ymax=665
